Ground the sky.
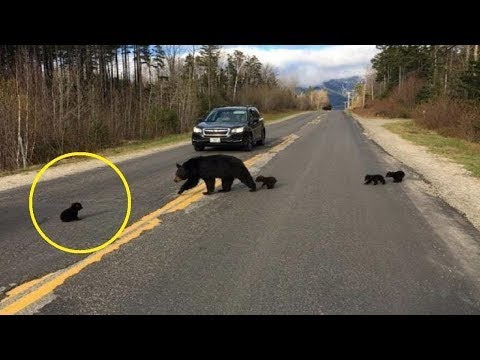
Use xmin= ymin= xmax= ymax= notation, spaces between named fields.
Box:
xmin=222 ymin=45 xmax=380 ymax=87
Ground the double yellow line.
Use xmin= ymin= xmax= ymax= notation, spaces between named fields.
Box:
xmin=0 ymin=133 xmax=299 ymax=315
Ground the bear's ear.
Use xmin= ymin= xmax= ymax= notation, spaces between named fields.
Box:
xmin=176 ymin=163 xmax=181 ymax=168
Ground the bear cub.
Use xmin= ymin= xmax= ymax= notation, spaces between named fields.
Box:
xmin=386 ymin=170 xmax=405 ymax=183
xmin=255 ymin=175 xmax=277 ymax=189
xmin=60 ymin=202 xmax=83 ymax=222
xmin=364 ymin=174 xmax=385 ymax=185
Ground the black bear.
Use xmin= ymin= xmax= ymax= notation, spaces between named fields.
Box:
xmin=255 ymin=175 xmax=277 ymax=189
xmin=174 ymin=155 xmax=256 ymax=195
xmin=386 ymin=170 xmax=405 ymax=183
xmin=364 ymin=174 xmax=385 ymax=185
xmin=60 ymin=202 xmax=83 ymax=222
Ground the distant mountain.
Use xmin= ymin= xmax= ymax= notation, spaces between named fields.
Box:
xmin=296 ymin=76 xmax=362 ymax=110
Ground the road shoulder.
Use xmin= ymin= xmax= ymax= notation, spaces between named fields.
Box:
xmin=350 ymin=112 xmax=480 ymax=232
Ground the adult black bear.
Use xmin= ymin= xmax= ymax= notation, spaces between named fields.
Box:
xmin=174 ymin=155 xmax=256 ymax=195
xmin=364 ymin=174 xmax=385 ymax=185
xmin=60 ymin=202 xmax=83 ymax=222
xmin=255 ymin=175 xmax=277 ymax=189
xmin=386 ymin=170 xmax=405 ymax=183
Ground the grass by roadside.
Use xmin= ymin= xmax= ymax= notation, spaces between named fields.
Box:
xmin=263 ymin=109 xmax=305 ymax=122
xmin=384 ymin=120 xmax=480 ymax=178
xmin=102 ymin=110 xmax=305 ymax=158
xmin=0 ymin=110 xmax=306 ymax=178
xmin=0 ymin=132 xmax=193 ymax=178
xmin=102 ymin=132 xmax=191 ymax=157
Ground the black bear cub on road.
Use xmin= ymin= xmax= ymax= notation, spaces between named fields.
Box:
xmin=174 ymin=155 xmax=256 ymax=195
xmin=364 ymin=174 xmax=385 ymax=185
xmin=386 ymin=170 xmax=405 ymax=183
xmin=255 ymin=175 xmax=277 ymax=189
xmin=60 ymin=202 xmax=83 ymax=222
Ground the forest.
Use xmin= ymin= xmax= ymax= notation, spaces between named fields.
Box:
xmin=0 ymin=45 xmax=325 ymax=172
xmin=351 ymin=45 xmax=480 ymax=143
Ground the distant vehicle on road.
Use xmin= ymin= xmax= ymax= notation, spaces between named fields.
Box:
xmin=192 ymin=106 xmax=266 ymax=152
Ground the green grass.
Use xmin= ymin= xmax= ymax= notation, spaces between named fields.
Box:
xmin=384 ymin=120 xmax=480 ymax=177
xmin=0 ymin=110 xmax=306 ymax=178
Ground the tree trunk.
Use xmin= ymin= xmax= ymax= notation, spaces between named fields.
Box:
xmin=233 ymin=74 xmax=239 ymax=103
xmin=115 ymin=48 xmax=119 ymax=81
xmin=25 ymin=56 xmax=30 ymax=167
xmin=207 ymin=66 xmax=212 ymax=110
xmin=15 ymin=59 xmax=26 ymax=169
xmin=362 ymin=82 xmax=366 ymax=108
xmin=444 ymin=70 xmax=448 ymax=95
xmin=76 ymin=46 xmax=81 ymax=124
xmin=123 ymin=46 xmax=128 ymax=81
xmin=398 ymin=66 xmax=402 ymax=89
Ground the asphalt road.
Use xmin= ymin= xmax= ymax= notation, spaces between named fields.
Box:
xmin=0 ymin=112 xmax=317 ymax=295
xmin=2 ymin=110 xmax=480 ymax=314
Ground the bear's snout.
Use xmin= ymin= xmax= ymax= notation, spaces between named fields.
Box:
xmin=174 ymin=176 xmax=183 ymax=182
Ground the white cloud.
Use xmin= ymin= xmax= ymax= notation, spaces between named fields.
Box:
xmin=222 ymin=45 xmax=380 ymax=87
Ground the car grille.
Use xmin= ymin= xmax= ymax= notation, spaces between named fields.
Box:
xmin=203 ymin=128 xmax=230 ymax=137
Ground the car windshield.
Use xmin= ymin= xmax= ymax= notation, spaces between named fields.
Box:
xmin=205 ymin=109 xmax=247 ymax=123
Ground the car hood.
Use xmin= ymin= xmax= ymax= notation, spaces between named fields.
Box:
xmin=197 ymin=122 xmax=246 ymax=128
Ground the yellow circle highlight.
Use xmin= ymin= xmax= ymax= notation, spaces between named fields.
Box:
xmin=28 ymin=152 xmax=132 ymax=254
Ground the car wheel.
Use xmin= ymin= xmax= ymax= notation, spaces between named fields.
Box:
xmin=244 ymin=134 xmax=253 ymax=151
xmin=256 ymin=129 xmax=266 ymax=146
xmin=194 ymin=145 xmax=204 ymax=151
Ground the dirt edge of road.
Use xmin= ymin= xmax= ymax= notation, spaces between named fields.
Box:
xmin=350 ymin=112 xmax=480 ymax=233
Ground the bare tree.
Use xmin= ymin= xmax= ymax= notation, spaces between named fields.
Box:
xmin=231 ymin=50 xmax=246 ymax=103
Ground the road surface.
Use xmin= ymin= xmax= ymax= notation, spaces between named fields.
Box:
xmin=1 ymin=110 xmax=480 ymax=314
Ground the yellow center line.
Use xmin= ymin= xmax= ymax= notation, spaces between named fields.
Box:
xmin=5 ymin=275 xmax=49 ymax=298
xmin=0 ymin=133 xmax=299 ymax=315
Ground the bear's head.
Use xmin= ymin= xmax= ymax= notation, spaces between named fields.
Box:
xmin=385 ymin=172 xmax=393 ymax=178
xmin=174 ymin=163 xmax=188 ymax=182
xmin=255 ymin=175 xmax=265 ymax=182
xmin=72 ymin=202 xmax=83 ymax=211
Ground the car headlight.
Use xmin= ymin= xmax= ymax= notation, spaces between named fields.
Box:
xmin=231 ymin=127 xmax=244 ymax=133
xmin=193 ymin=127 xmax=202 ymax=133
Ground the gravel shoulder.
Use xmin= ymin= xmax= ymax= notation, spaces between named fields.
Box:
xmin=0 ymin=112 xmax=310 ymax=193
xmin=351 ymin=112 xmax=480 ymax=232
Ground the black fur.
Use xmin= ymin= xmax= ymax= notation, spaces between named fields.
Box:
xmin=386 ymin=170 xmax=405 ymax=183
xmin=255 ymin=175 xmax=277 ymax=189
xmin=60 ymin=202 xmax=83 ymax=222
xmin=364 ymin=174 xmax=385 ymax=185
xmin=174 ymin=155 xmax=256 ymax=195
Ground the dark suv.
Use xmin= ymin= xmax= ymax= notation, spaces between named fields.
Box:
xmin=192 ymin=106 xmax=266 ymax=151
